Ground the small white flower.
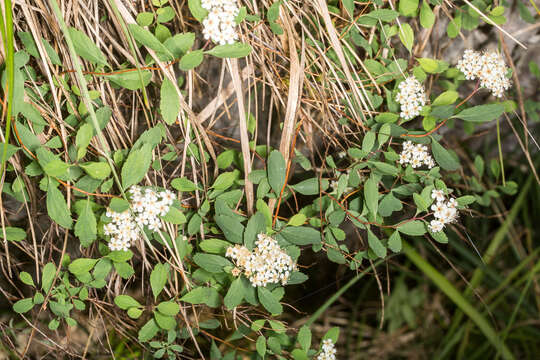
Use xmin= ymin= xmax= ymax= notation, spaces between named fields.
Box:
xmin=427 ymin=188 xmax=460 ymax=235
xmin=225 ymin=234 xmax=296 ymax=287
xmin=201 ymin=0 xmax=239 ymax=45
xmin=105 ymin=186 xmax=177 ymax=252
xmin=399 ymin=141 xmax=435 ymax=169
xmin=457 ymin=49 xmax=511 ymax=98
xmin=317 ymin=339 xmax=337 ymax=360
xmin=396 ymin=76 xmax=427 ymax=120
xmin=431 ymin=189 xmax=445 ymax=203
xmin=429 ymin=219 xmax=444 ymax=233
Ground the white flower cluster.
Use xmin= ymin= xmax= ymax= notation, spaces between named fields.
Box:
xmin=201 ymin=0 xmax=239 ymax=45
xmin=456 ymin=49 xmax=511 ymax=98
xmin=399 ymin=141 xmax=435 ymax=169
xmin=317 ymin=339 xmax=337 ymax=360
xmin=225 ymin=234 xmax=296 ymax=287
xmin=428 ymin=189 xmax=458 ymax=233
xmin=104 ymin=209 xmax=138 ymax=252
xmin=130 ymin=186 xmax=175 ymax=231
xmin=104 ymin=186 xmax=176 ymax=251
xmin=395 ymin=76 xmax=427 ymax=120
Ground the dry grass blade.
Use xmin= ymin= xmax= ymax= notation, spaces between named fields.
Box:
xmin=227 ymin=58 xmax=254 ymax=215
xmin=461 ymin=0 xmax=527 ymax=49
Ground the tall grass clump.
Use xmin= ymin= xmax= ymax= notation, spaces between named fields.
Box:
xmin=0 ymin=0 xmax=539 ymax=359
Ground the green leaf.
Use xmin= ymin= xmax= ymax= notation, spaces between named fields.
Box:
xmin=362 ymin=131 xmax=376 ymax=153
xmin=244 ymin=212 xmax=266 ymax=250
xmin=224 ymin=277 xmax=244 ymax=309
xmin=375 ymin=112 xmax=399 ymax=123
xmin=288 ymin=213 xmax=307 ymax=226
xmin=150 ymin=263 xmax=170 ymax=300
xmin=193 ymin=253 xmax=232 ymax=273
xmin=290 ymin=178 xmax=328 ymax=195
xmin=413 ymin=192 xmax=428 ymax=212
xmin=256 ymin=336 xmax=266 ymax=357
xmin=215 ymin=215 xmax=244 ymax=244
xmin=267 ymin=150 xmax=286 ymax=194
xmin=206 ymin=43 xmax=252 ymax=58
xmin=452 ymin=103 xmax=505 ymax=123
xmin=432 ymin=90 xmax=459 ymax=106
xmin=179 ymin=50 xmax=204 ymax=71
xmin=398 ymin=23 xmax=414 ymax=52
xmin=107 ymin=250 xmax=133 ymax=262
xmin=180 ymin=286 xmax=220 ymax=307
xmin=188 ymin=0 xmax=208 ymax=21
xmin=75 ymin=123 xmax=93 ymax=160
xmin=13 ymin=298 xmax=34 ymax=313
xmin=41 ymin=262 xmax=56 ymax=293
xmin=258 ymin=286 xmax=282 ymax=314
xmin=136 ymin=12 xmax=154 ymax=27
xmin=417 ymin=57 xmax=438 ymax=73
xmin=267 ymin=0 xmax=281 ymax=22
xmin=366 ymin=9 xmax=399 ymax=22
xmin=47 ymin=181 xmax=73 ymax=229
xmin=212 ymin=171 xmax=238 ymax=190
xmin=378 ymin=123 xmax=391 ymax=146
xmin=397 ymin=220 xmax=427 ymax=236
xmin=68 ymin=27 xmax=108 ymax=66
xmin=108 ymin=70 xmax=152 ymax=90
xmin=157 ymin=301 xmax=180 ymax=316
xmin=431 ymin=139 xmax=460 ymax=171
xmin=323 ymin=327 xmax=340 ymax=343
xmin=160 ymin=78 xmax=180 ymax=125
xmin=256 ymin=199 xmax=272 ymax=226
xmin=0 ymin=227 xmax=26 ymax=242
xmin=109 ymin=198 xmax=130 ymax=213
xmin=171 ymin=177 xmax=197 ymax=192
xmin=372 ymin=161 xmax=398 ymax=176
xmin=163 ymin=33 xmax=195 ymax=58
xmin=399 ymin=0 xmax=419 ymax=16
xmin=297 ymin=325 xmax=312 ymax=351
xmin=20 ymin=272 xmax=35 ymax=287
xmin=114 ymin=261 xmax=135 ymax=279
xmin=138 ymin=318 xmax=160 ymax=342
xmin=162 ymin=207 xmax=187 ymax=224
xmin=199 ymin=239 xmax=230 ymax=254
xmin=48 ymin=318 xmax=60 ymax=330
xmin=115 ymin=295 xmax=141 ymax=310
xmin=419 ymin=1 xmax=435 ymax=28
xmin=378 ymin=193 xmax=403 ymax=216
xmin=74 ymin=199 xmax=97 ymax=247
xmin=33 ymin=292 xmax=44 ymax=304
xmin=121 ymin=144 xmax=153 ymax=189
xmin=80 ymin=162 xmax=111 ymax=180
xmin=280 ymin=226 xmax=321 ymax=246
xmin=69 ymin=258 xmax=98 ymax=275
xmin=43 ymin=160 xmax=70 ymax=177
xmin=216 ymin=149 xmax=235 ymax=169
xmin=128 ymin=24 xmax=173 ymax=60
xmin=364 ymin=175 xmax=379 ymax=221
xmin=457 ymin=195 xmax=476 ymax=206
xmin=127 ymin=307 xmax=143 ymax=319
xmin=388 ymin=231 xmax=402 ymax=253
xmin=368 ymin=230 xmax=386 ymax=258
xmin=157 ymin=6 xmax=175 ymax=23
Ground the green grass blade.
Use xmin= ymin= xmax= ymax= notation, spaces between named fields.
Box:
xmin=106 ymin=0 xmax=152 ymax=112
xmin=443 ymin=175 xmax=533 ymax=346
xmin=48 ymin=0 xmax=123 ymax=193
xmin=0 ymin=0 xmax=15 ymax=177
xmin=402 ymin=240 xmax=515 ymax=360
